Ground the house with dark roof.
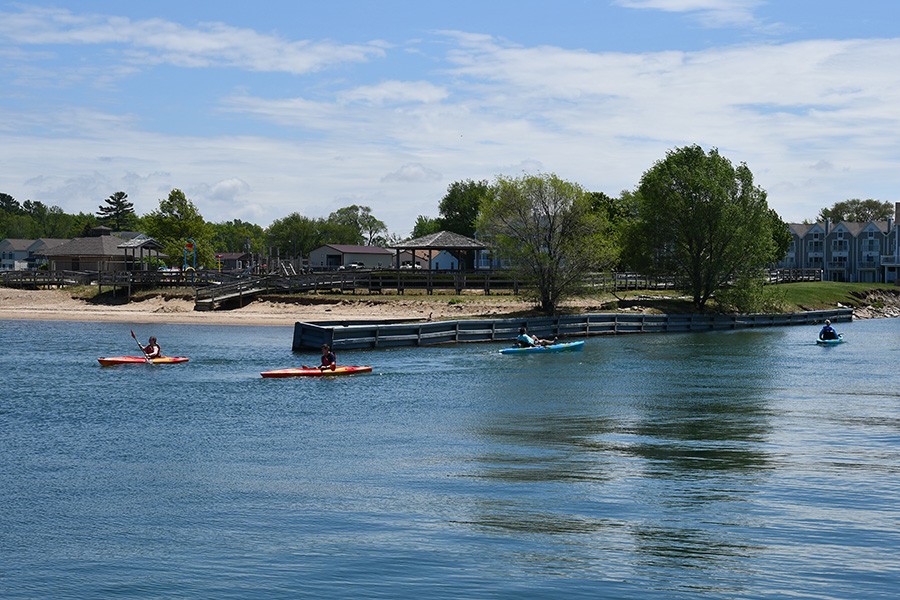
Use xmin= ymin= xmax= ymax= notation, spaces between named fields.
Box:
xmin=308 ymin=244 xmax=393 ymax=270
xmin=0 ymin=238 xmax=33 ymax=271
xmin=26 ymin=238 xmax=71 ymax=269
xmin=37 ymin=236 xmax=129 ymax=271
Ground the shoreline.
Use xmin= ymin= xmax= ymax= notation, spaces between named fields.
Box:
xmin=0 ymin=288 xmax=540 ymax=326
xmin=2 ymin=288 xmax=898 ymax=326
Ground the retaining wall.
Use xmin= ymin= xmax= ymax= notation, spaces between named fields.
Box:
xmin=292 ymin=308 xmax=853 ymax=351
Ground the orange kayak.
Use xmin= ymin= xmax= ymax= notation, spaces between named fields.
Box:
xmin=261 ymin=366 xmax=372 ymax=378
xmin=98 ymin=356 xmax=189 ymax=366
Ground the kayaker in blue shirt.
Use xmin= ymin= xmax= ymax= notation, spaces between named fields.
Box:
xmin=819 ymin=320 xmax=838 ymax=340
xmin=516 ymin=326 xmax=556 ymax=347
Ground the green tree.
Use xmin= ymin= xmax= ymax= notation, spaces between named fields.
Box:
xmin=818 ymin=199 xmax=893 ymax=223
xmin=327 ymin=205 xmax=387 ymax=245
xmin=143 ymin=189 xmax=213 ymax=268
xmin=0 ymin=213 xmax=34 ymax=238
xmin=411 ymin=215 xmax=442 ymax=238
xmin=0 ymin=193 xmax=22 ymax=215
xmin=43 ymin=206 xmax=76 ymax=238
xmin=438 ymin=179 xmax=490 ymax=238
xmin=265 ymin=213 xmax=324 ymax=257
xmin=477 ymin=173 xmax=617 ymax=314
xmin=210 ymin=219 xmax=266 ymax=254
xmin=634 ymin=145 xmax=788 ymax=309
xmin=97 ymin=191 xmax=138 ymax=231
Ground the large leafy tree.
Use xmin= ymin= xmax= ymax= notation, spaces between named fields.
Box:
xmin=477 ymin=173 xmax=617 ymax=314
xmin=411 ymin=215 xmax=442 ymax=238
xmin=634 ymin=145 xmax=788 ymax=309
xmin=438 ymin=179 xmax=490 ymax=238
xmin=327 ymin=205 xmax=387 ymax=245
xmin=210 ymin=219 xmax=266 ymax=254
xmin=97 ymin=191 xmax=138 ymax=231
xmin=265 ymin=213 xmax=325 ymax=257
xmin=818 ymin=199 xmax=893 ymax=223
xmin=143 ymin=189 xmax=213 ymax=268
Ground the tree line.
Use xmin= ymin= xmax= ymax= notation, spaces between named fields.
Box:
xmin=2 ymin=144 xmax=892 ymax=313
xmin=0 ymin=189 xmax=391 ymax=274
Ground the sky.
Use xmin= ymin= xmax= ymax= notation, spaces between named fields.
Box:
xmin=1 ymin=0 xmax=899 ymax=237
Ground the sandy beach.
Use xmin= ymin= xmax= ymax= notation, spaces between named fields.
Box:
xmin=0 ymin=288 xmax=545 ymax=326
xmin=3 ymin=286 xmax=897 ymax=326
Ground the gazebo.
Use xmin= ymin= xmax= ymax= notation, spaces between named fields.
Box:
xmin=391 ymin=231 xmax=487 ymax=271
xmin=117 ymin=235 xmax=167 ymax=271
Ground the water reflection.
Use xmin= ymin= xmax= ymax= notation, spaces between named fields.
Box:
xmin=464 ymin=330 xmax=779 ymax=580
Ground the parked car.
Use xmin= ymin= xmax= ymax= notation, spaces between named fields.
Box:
xmin=347 ymin=262 xmax=366 ymax=270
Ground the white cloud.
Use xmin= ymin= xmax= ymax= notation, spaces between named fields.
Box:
xmin=339 ymin=81 xmax=449 ymax=106
xmin=613 ymin=0 xmax=765 ymax=28
xmin=0 ymin=6 xmax=386 ymax=74
xmin=381 ymin=163 xmax=443 ymax=183
xmin=195 ymin=177 xmax=252 ymax=203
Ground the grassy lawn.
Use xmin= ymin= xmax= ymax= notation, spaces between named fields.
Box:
xmin=774 ymin=281 xmax=896 ymax=311
xmin=603 ymin=281 xmax=897 ymax=314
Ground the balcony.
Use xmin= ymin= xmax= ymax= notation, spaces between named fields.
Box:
xmin=881 ymin=255 xmax=900 ymax=267
xmin=857 ymin=260 xmax=878 ymax=270
xmin=826 ymin=262 xmax=848 ymax=270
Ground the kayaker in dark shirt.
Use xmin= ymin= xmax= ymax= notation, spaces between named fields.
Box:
xmin=819 ymin=320 xmax=838 ymax=340
xmin=319 ymin=344 xmax=336 ymax=371
xmin=143 ymin=336 xmax=161 ymax=359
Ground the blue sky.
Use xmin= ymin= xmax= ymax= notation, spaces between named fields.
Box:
xmin=2 ymin=0 xmax=899 ymax=236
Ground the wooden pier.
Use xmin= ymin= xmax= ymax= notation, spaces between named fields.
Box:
xmin=292 ymin=308 xmax=853 ymax=351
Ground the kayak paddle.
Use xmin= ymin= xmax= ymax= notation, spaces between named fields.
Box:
xmin=131 ymin=329 xmax=151 ymax=363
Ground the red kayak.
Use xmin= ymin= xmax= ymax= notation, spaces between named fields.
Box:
xmin=98 ymin=356 xmax=189 ymax=366
xmin=261 ymin=366 xmax=372 ymax=378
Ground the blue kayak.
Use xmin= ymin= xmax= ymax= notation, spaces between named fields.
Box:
xmin=816 ymin=334 xmax=844 ymax=345
xmin=500 ymin=340 xmax=585 ymax=354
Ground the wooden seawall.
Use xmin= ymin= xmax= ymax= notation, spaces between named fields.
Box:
xmin=292 ymin=308 xmax=853 ymax=351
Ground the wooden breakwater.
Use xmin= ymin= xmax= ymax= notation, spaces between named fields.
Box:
xmin=291 ymin=308 xmax=853 ymax=351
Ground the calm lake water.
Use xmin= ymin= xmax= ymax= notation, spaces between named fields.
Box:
xmin=1 ymin=316 xmax=899 ymax=599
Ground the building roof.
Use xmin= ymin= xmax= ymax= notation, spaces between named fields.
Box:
xmin=789 ymin=223 xmax=813 ymax=237
xmin=393 ymin=231 xmax=487 ymax=250
xmin=0 ymin=238 xmax=34 ymax=251
xmin=320 ymin=244 xmax=394 ymax=255
xmin=834 ymin=221 xmax=867 ymax=236
xmin=27 ymin=238 xmax=71 ymax=251
xmin=37 ymin=235 xmax=128 ymax=257
xmin=117 ymin=235 xmax=165 ymax=250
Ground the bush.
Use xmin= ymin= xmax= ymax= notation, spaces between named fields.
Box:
xmin=715 ymin=271 xmax=785 ymax=313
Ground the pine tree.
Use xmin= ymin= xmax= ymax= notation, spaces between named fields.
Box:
xmin=97 ymin=191 xmax=137 ymax=231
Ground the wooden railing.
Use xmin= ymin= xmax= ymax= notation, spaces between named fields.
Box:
xmin=1 ymin=267 xmax=826 ymax=301
xmin=0 ymin=270 xmax=92 ymax=288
